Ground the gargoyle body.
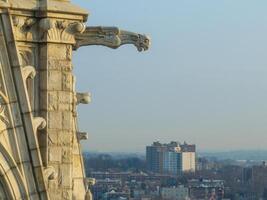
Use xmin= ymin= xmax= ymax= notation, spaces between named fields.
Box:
xmin=75 ymin=26 xmax=150 ymax=51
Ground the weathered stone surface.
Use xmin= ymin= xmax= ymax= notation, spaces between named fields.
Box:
xmin=49 ymin=147 xmax=62 ymax=162
xmin=62 ymin=72 xmax=73 ymax=91
xmin=60 ymin=164 xmax=72 ymax=188
xmin=58 ymin=132 xmax=72 ymax=146
xmin=62 ymin=147 xmax=72 ymax=164
xmin=48 ymin=91 xmax=59 ymax=111
xmin=75 ymin=26 xmax=151 ymax=51
xmin=76 ymin=92 xmax=91 ymax=105
xmin=0 ymin=0 xmax=150 ymax=199
xmin=46 ymin=60 xmax=73 ymax=71
xmin=48 ymin=130 xmax=59 ymax=146
xmin=48 ymin=111 xmax=62 ymax=129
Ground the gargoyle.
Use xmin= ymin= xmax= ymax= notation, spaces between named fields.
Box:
xmin=74 ymin=26 xmax=150 ymax=52
xmin=76 ymin=92 xmax=91 ymax=105
xmin=77 ymin=131 xmax=88 ymax=141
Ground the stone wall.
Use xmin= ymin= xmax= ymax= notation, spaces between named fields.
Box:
xmin=0 ymin=0 xmax=149 ymax=199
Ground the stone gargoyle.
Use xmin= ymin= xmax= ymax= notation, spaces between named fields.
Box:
xmin=74 ymin=26 xmax=151 ymax=51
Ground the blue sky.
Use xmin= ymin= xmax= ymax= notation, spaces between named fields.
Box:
xmin=72 ymin=0 xmax=267 ymax=152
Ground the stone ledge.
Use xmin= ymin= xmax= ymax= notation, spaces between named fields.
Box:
xmin=7 ymin=0 xmax=88 ymax=21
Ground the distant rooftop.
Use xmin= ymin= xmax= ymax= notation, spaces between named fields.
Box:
xmin=149 ymin=141 xmax=196 ymax=152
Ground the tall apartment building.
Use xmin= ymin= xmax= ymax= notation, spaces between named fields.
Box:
xmin=146 ymin=141 xmax=196 ymax=175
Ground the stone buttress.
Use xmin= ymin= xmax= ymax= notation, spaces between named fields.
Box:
xmin=0 ymin=0 xmax=150 ymax=199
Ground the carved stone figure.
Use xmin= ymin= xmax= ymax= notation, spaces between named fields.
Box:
xmin=76 ymin=92 xmax=91 ymax=105
xmin=75 ymin=26 xmax=150 ymax=51
xmin=77 ymin=132 xmax=89 ymax=141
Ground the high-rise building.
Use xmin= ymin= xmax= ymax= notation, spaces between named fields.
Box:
xmin=163 ymin=151 xmax=182 ymax=175
xmin=146 ymin=142 xmax=167 ymax=173
xmin=146 ymin=141 xmax=196 ymax=175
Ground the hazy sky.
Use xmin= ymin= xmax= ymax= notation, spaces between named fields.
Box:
xmin=72 ymin=0 xmax=267 ymax=152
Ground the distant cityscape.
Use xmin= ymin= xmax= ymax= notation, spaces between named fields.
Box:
xmin=84 ymin=142 xmax=267 ymax=200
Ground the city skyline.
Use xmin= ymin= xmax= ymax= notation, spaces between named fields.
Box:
xmin=73 ymin=0 xmax=267 ymax=152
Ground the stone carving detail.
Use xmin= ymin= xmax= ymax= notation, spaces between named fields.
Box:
xmin=22 ymin=66 xmax=36 ymax=82
xmin=85 ymin=177 xmax=95 ymax=200
xmin=0 ymin=90 xmax=9 ymax=128
xmin=19 ymin=49 xmax=35 ymax=66
xmin=33 ymin=117 xmax=46 ymax=133
xmin=19 ymin=48 xmax=37 ymax=109
xmin=74 ymin=26 xmax=151 ymax=51
xmin=76 ymin=92 xmax=91 ymax=105
xmin=13 ymin=17 xmax=36 ymax=32
xmin=44 ymin=166 xmax=57 ymax=180
xmin=12 ymin=16 xmax=37 ymax=41
xmin=85 ymin=190 xmax=93 ymax=200
xmin=77 ymin=131 xmax=88 ymax=141
xmin=39 ymin=18 xmax=85 ymax=43
xmin=62 ymin=191 xmax=71 ymax=200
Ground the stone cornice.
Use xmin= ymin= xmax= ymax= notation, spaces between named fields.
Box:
xmin=12 ymin=15 xmax=85 ymax=44
xmin=1 ymin=0 xmax=88 ymax=21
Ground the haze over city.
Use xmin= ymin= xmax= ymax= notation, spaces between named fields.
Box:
xmin=73 ymin=0 xmax=267 ymax=152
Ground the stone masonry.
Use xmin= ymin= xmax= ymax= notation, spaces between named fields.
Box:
xmin=0 ymin=0 xmax=150 ymax=199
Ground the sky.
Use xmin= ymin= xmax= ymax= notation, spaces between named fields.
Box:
xmin=72 ymin=0 xmax=267 ymax=153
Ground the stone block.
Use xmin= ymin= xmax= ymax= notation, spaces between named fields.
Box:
xmin=48 ymin=91 xmax=58 ymax=111
xmin=48 ymin=179 xmax=58 ymax=190
xmin=49 ymin=146 xmax=62 ymax=162
xmin=58 ymin=131 xmax=72 ymax=146
xmin=62 ymin=189 xmax=72 ymax=200
xmin=72 ymin=143 xmax=80 ymax=155
xmin=48 ymin=130 xmax=59 ymax=146
xmin=59 ymin=164 xmax=72 ymax=188
xmin=58 ymin=91 xmax=73 ymax=104
xmin=62 ymin=112 xmax=73 ymax=131
xmin=42 ymin=91 xmax=73 ymax=111
xmin=62 ymin=72 xmax=73 ymax=91
xmin=58 ymin=103 xmax=71 ymax=111
xmin=62 ymin=147 xmax=72 ymax=164
xmin=48 ymin=44 xmax=67 ymax=59
xmin=72 ymin=178 xmax=87 ymax=200
xmin=73 ymin=155 xmax=83 ymax=178
xmin=47 ymin=60 xmax=72 ymax=71
xmin=47 ymin=70 xmax=62 ymax=90
xmin=48 ymin=111 xmax=62 ymax=129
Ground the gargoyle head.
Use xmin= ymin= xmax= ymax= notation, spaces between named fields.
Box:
xmin=136 ymin=34 xmax=151 ymax=52
xmin=76 ymin=92 xmax=91 ymax=105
